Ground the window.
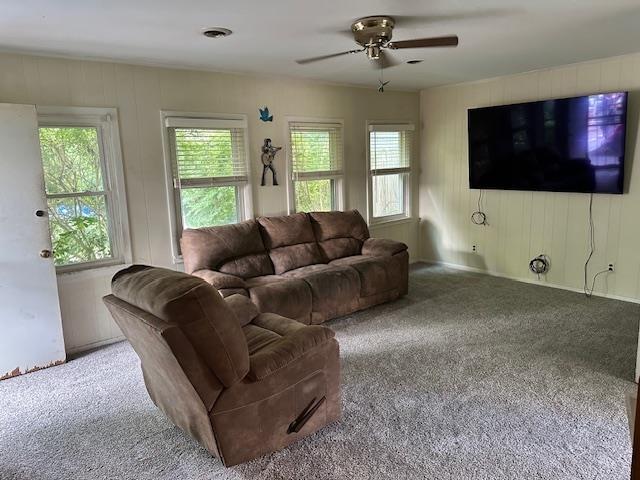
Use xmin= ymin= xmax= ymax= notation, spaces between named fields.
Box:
xmin=287 ymin=120 xmax=344 ymax=213
xmin=162 ymin=113 xmax=251 ymax=259
xmin=368 ymin=124 xmax=414 ymax=223
xmin=38 ymin=107 xmax=131 ymax=272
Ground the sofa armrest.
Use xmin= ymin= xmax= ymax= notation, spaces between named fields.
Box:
xmin=362 ymin=238 xmax=408 ymax=257
xmin=247 ymin=313 xmax=335 ymax=381
xmin=192 ymin=269 xmax=246 ymax=290
xmin=224 ymin=294 xmax=260 ymax=326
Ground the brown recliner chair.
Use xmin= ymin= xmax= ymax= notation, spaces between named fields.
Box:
xmin=102 ymin=265 xmax=341 ymax=467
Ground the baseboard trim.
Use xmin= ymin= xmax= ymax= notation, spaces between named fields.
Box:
xmin=415 ymin=258 xmax=640 ymax=306
xmin=66 ymin=336 xmax=125 ymax=355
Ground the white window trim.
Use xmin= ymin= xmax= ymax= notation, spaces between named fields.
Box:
xmin=160 ymin=110 xmax=253 ymax=263
xmin=37 ymin=106 xmax=132 ymax=273
xmin=285 ymin=116 xmax=345 ymax=214
xmin=366 ymin=121 xmax=415 ymax=226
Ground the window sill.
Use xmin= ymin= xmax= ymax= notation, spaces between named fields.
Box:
xmin=369 ymin=216 xmax=417 ymax=228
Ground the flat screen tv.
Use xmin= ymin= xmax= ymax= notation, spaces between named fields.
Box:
xmin=468 ymin=92 xmax=628 ymax=194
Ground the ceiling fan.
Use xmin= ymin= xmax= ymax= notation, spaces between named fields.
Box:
xmin=295 ymin=16 xmax=459 ymax=68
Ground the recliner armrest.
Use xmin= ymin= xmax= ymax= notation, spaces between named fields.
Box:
xmin=361 ymin=238 xmax=408 ymax=257
xmin=192 ymin=269 xmax=246 ymax=290
xmin=247 ymin=313 xmax=335 ymax=381
xmin=225 ymin=294 xmax=260 ymax=326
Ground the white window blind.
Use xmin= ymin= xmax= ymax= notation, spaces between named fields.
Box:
xmin=289 ymin=122 xmax=343 ymax=180
xmin=169 ymin=126 xmax=248 ymax=187
xmin=369 ymin=125 xmax=413 ymax=175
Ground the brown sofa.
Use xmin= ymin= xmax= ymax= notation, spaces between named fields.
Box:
xmin=103 ymin=265 xmax=341 ymax=466
xmin=181 ymin=210 xmax=409 ymax=324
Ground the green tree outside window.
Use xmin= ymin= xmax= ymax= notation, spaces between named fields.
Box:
xmin=39 ymin=127 xmax=112 ymax=266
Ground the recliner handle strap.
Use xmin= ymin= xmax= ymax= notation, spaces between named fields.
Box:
xmin=287 ymin=396 xmax=326 ymax=434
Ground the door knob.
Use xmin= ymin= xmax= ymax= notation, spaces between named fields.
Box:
xmin=40 ymin=249 xmax=52 ymax=258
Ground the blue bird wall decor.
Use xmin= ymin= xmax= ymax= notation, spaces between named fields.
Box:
xmin=259 ymin=106 xmax=273 ymax=122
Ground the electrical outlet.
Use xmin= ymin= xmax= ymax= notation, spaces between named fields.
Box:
xmin=472 ymin=245 xmax=477 ymax=253
xmin=608 ymin=263 xmax=615 ymax=272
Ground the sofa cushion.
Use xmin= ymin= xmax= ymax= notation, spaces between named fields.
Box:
xmin=330 ymin=255 xmax=400 ymax=297
xmin=242 ymin=313 xmax=335 ymax=380
xmin=111 ymin=265 xmax=250 ymax=387
xmin=243 ymin=322 xmax=281 ymax=354
xmin=258 ymin=213 xmax=322 ymax=274
xmin=245 ymin=275 xmax=284 ymax=288
xmin=224 ymin=294 xmax=259 ymax=327
xmin=315 ymin=237 xmax=362 ymax=262
xmin=219 ymin=253 xmax=274 ymax=279
xmin=181 ymin=220 xmax=273 ymax=278
xmin=280 ymin=264 xmax=333 ymax=278
xmin=258 ymin=212 xmax=315 ymax=248
xmin=269 ymin=243 xmax=324 ymax=275
xmin=192 ymin=269 xmax=246 ymax=290
xmin=310 ymin=210 xmax=370 ymax=261
xmin=362 ymin=238 xmax=408 ymax=257
xmin=284 ymin=264 xmax=361 ymax=322
xmin=218 ymin=288 xmax=248 ymax=298
xmin=249 ymin=278 xmax=313 ymax=324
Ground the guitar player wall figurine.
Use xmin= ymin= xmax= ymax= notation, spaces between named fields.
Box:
xmin=260 ymin=138 xmax=281 ymax=186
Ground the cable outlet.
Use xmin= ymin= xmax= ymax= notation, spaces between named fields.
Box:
xmin=472 ymin=245 xmax=477 ymax=253
xmin=608 ymin=263 xmax=615 ymax=272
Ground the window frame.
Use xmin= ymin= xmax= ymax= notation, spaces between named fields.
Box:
xmin=285 ymin=116 xmax=345 ymax=214
xmin=366 ymin=122 xmax=415 ymax=225
xmin=160 ymin=111 xmax=253 ymax=263
xmin=37 ymin=106 xmax=132 ymax=273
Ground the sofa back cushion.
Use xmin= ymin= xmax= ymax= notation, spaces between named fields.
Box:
xmin=257 ymin=213 xmax=323 ymax=274
xmin=181 ymin=220 xmax=273 ymax=278
xmin=310 ymin=210 xmax=370 ymax=261
xmin=111 ymin=265 xmax=250 ymax=387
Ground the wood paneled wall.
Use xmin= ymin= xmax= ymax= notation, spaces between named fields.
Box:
xmin=0 ymin=52 xmax=420 ymax=353
xmin=419 ymin=53 xmax=640 ymax=303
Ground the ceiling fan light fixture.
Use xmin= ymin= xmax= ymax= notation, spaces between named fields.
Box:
xmin=202 ymin=27 xmax=232 ymax=39
xmin=367 ymin=45 xmax=381 ymax=60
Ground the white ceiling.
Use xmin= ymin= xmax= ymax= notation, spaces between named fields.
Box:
xmin=2 ymin=0 xmax=640 ymax=91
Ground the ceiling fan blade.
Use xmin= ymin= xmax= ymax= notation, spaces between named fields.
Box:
xmin=387 ymin=35 xmax=458 ymax=49
xmin=295 ymin=49 xmax=363 ymax=65
xmin=369 ymin=50 xmax=402 ymax=70
xmin=391 ymin=9 xmax=521 ymax=27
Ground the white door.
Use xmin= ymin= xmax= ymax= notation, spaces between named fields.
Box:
xmin=0 ymin=103 xmax=65 ymax=379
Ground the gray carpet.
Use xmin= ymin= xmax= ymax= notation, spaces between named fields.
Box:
xmin=1 ymin=264 xmax=639 ymax=480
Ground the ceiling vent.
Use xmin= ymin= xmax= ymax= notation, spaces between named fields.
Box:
xmin=203 ymin=28 xmax=232 ymax=38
